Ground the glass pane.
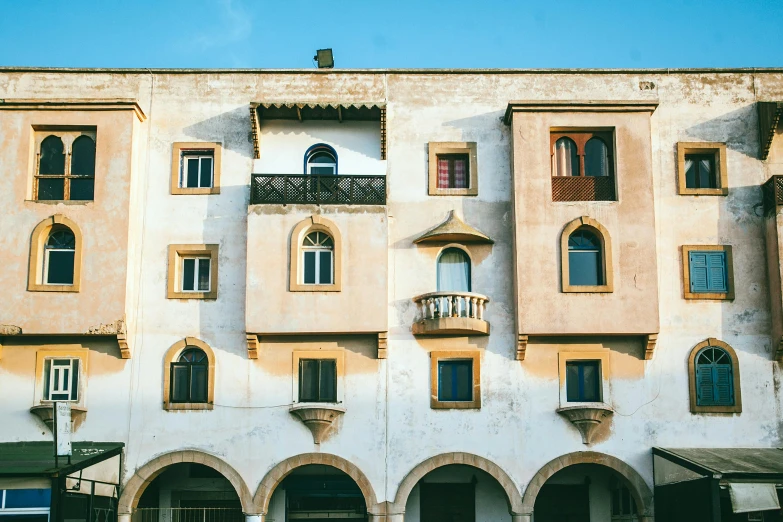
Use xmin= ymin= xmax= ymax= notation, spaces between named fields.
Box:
xmin=568 ymin=251 xmax=601 ymax=286
xmin=310 ymin=166 xmax=335 ymax=175
xmin=186 ymin=158 xmax=199 ymax=188
xmin=453 ymin=157 xmax=468 ymax=188
xmin=319 ymin=251 xmax=332 ymax=284
xmin=566 ymin=363 xmax=580 ymax=402
xmin=437 ymin=248 xmax=471 ymax=292
xmin=70 ymin=359 xmax=79 ymax=401
xmin=171 ymin=365 xmax=190 ymax=401
xmin=303 ymin=251 xmax=316 ymax=284
xmin=182 ymin=258 xmax=195 ymax=291
xmin=319 ymin=360 xmax=337 ymax=402
xmin=582 ymin=363 xmax=600 ymax=402
xmin=554 ymin=138 xmax=579 ymax=177
xmin=310 ymin=152 xmax=336 ymax=163
xmin=43 ymin=361 xmax=51 ymax=399
xmin=454 ymin=361 xmax=472 ymax=401
xmin=40 ymin=136 xmax=65 ymax=174
xmin=197 ymin=259 xmax=210 ymax=291
xmin=299 ymin=360 xmax=319 ymax=401
xmin=38 ymin=178 xmax=64 ymax=200
xmin=190 ymin=365 xmax=208 ymax=402
xmin=5 ymin=489 xmax=52 ymax=508
xmin=200 ymin=157 xmax=213 ymax=187
xmin=584 ymin=138 xmax=609 ymax=177
xmin=47 ymin=251 xmax=75 ymax=285
xmin=698 ymin=158 xmax=715 ymax=188
xmin=71 ymin=136 xmax=96 ymax=176
xmin=437 ymin=158 xmax=450 ymax=188
xmin=70 ymin=178 xmax=94 ymax=201
xmin=438 ymin=362 xmax=454 ymax=401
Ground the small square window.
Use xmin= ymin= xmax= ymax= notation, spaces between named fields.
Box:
xmin=437 ymin=360 xmax=473 ymax=402
xmin=167 ymin=244 xmax=219 ymax=299
xmin=566 ymin=361 xmax=601 ymax=402
xmin=181 ymin=257 xmax=211 ymax=292
xmin=171 ymin=143 xmax=221 ymax=195
xmin=299 ymin=359 xmax=337 ymax=402
xmin=428 ymin=142 xmax=478 ymax=196
xmin=682 ymin=245 xmax=734 ymax=300
xmin=677 ymin=143 xmax=727 ymax=196
xmin=684 ymin=154 xmax=716 ymax=190
xmin=436 ymin=154 xmax=470 ymax=189
xmin=430 ymin=351 xmax=480 ymax=409
xmin=43 ymin=358 xmax=79 ymax=402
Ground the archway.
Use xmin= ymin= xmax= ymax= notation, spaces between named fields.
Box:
xmin=118 ymin=450 xmax=254 ymax=516
xmin=520 ymin=451 xmax=654 ymax=521
xmin=392 ymin=452 xmax=523 ymax=520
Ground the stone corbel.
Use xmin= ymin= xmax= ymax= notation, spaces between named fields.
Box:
xmin=644 ymin=334 xmax=658 ymax=361
xmin=247 ymin=334 xmax=259 ymax=359
xmin=517 ymin=334 xmax=529 ymax=361
xmin=377 ymin=332 xmax=388 ymax=359
xmin=117 ymin=333 xmax=131 ymax=359
xmin=30 ymin=404 xmax=88 ymax=432
xmin=290 ymin=404 xmax=345 ymax=444
xmin=556 ymin=404 xmax=613 ymax=444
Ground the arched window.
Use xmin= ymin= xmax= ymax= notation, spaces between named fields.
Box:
xmin=305 ymin=144 xmax=337 ymax=175
xmin=44 ymin=227 xmax=76 ymax=286
xmin=584 ymin=137 xmax=610 ymax=177
xmin=38 ymin=136 xmax=66 ymax=200
xmin=568 ymin=229 xmax=603 ymax=286
xmin=303 ymin=231 xmax=334 ymax=285
xmin=437 ymin=248 xmax=471 ymax=292
xmin=688 ymin=339 xmax=741 ymax=413
xmin=553 ymin=137 xmax=579 ymax=177
xmin=170 ymin=348 xmax=209 ymax=404
xmin=70 ymin=136 xmax=96 ymax=200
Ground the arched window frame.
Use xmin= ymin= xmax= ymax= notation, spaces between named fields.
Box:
xmin=551 ymin=131 xmax=614 ymax=178
xmin=436 ymin=244 xmax=473 ymax=293
xmin=33 ymin=129 xmax=97 ymax=201
xmin=163 ymin=337 xmax=216 ymax=411
xmin=304 ymin=144 xmax=338 ymax=175
xmin=289 ymin=215 xmax=342 ymax=292
xmin=688 ymin=338 xmax=742 ymax=414
xmin=560 ymin=216 xmax=613 ymax=293
xmin=28 ymin=215 xmax=83 ymax=292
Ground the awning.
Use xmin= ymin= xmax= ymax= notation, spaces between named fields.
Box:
xmin=728 ymin=482 xmax=781 ymax=513
xmin=413 ymin=210 xmax=494 ymax=244
xmin=758 ymin=101 xmax=783 ymax=160
xmin=0 ymin=441 xmax=124 ymax=477
xmin=654 ymin=447 xmax=783 ymax=478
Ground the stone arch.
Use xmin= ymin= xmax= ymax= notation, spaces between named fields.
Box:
xmin=392 ymin=452 xmax=524 ymax=515
xmin=118 ymin=450 xmax=254 ymax=515
xmin=162 ymin=337 xmax=217 ymax=410
xmin=688 ymin=338 xmax=742 ymax=413
xmin=520 ymin=451 xmax=654 ymax=519
xmin=253 ymin=453 xmax=378 ymax=515
xmin=560 ymin=215 xmax=614 ymax=292
xmin=28 ymin=214 xmax=84 ymax=292
xmin=289 ymin=214 xmax=343 ymax=291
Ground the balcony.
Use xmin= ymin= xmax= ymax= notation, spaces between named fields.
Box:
xmin=552 ymin=176 xmax=615 ymax=202
xmin=250 ymin=174 xmax=386 ymax=205
xmin=412 ymin=291 xmax=490 ymax=336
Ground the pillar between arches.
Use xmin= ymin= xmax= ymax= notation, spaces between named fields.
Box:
xmin=118 ymin=515 xmax=131 ymax=522
xmin=244 ymin=515 xmax=262 ymax=522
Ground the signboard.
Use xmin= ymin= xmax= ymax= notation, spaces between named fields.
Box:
xmin=54 ymin=402 xmax=72 ymax=456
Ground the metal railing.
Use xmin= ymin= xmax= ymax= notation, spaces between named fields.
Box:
xmin=132 ymin=508 xmax=244 ymax=522
xmin=250 ymin=174 xmax=386 ymax=205
xmin=552 ymin=176 xmax=616 ymax=202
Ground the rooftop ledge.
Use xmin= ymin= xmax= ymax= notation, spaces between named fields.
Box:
xmin=504 ymin=100 xmax=658 ymax=124
xmin=0 ymin=98 xmax=146 ymax=121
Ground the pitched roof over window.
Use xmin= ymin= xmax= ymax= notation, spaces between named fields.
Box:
xmin=413 ymin=210 xmax=494 ymax=244
xmin=0 ymin=441 xmax=123 ymax=477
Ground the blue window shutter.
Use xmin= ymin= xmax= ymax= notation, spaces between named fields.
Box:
xmin=706 ymin=252 xmax=728 ymax=292
xmin=695 ymin=364 xmax=714 ymax=405
xmin=713 ymin=365 xmax=734 ymax=406
xmin=689 ymin=252 xmax=709 ymax=292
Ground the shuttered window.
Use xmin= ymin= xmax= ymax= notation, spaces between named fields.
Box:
xmin=689 ymin=251 xmax=727 ymax=293
xmin=695 ymin=347 xmax=734 ymax=406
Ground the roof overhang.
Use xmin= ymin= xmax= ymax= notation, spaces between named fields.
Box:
xmin=0 ymin=98 xmax=146 ymax=122
xmin=654 ymin=447 xmax=783 ymax=481
xmin=0 ymin=441 xmax=124 ymax=478
xmin=758 ymin=101 xmax=783 ymax=160
xmin=504 ymin=99 xmax=659 ymax=125
xmin=414 ymin=210 xmax=494 ymax=244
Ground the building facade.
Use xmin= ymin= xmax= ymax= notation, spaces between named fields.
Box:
xmin=1 ymin=67 xmax=783 ymax=522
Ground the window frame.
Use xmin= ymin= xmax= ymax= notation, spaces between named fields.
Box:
xmin=43 ymin=228 xmax=76 ymax=286
xmin=163 ymin=337 xmax=216 ymax=411
xmin=550 ymin=131 xmax=614 ymax=178
xmin=430 ymin=350 xmax=481 ymax=410
xmin=292 ymin=350 xmax=345 ymax=405
xmin=169 ymin=349 xmax=210 ymax=404
xmin=167 ymin=244 xmax=219 ymax=299
xmin=681 ymin=245 xmax=734 ymax=300
xmin=565 ymin=360 xmax=602 ymax=403
xmin=677 ymin=142 xmax=728 ymax=196
xmin=558 ymin=351 xmax=610 ymax=407
xmin=33 ymin=129 xmax=97 ymax=202
xmin=34 ymin=348 xmax=88 ymax=409
xmin=180 ymin=256 xmax=212 ymax=293
xmin=289 ymin=215 xmax=342 ymax=292
xmin=302 ymin=231 xmax=334 ymax=286
xmin=28 ymin=215 xmax=83 ymax=293
xmin=298 ymin=358 xmax=338 ymax=403
xmin=435 ymin=153 xmax=471 ymax=190
xmin=428 ymin=142 xmax=478 ymax=196
xmin=43 ymin=357 xmax=80 ymax=402
xmin=180 ymin=151 xmax=215 ymax=189
xmin=688 ymin=338 xmax=742 ymax=414
xmin=560 ymin=217 xmax=614 ymax=293
xmin=171 ymin=142 xmax=222 ymax=195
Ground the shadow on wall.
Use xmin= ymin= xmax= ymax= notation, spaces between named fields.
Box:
xmin=182 ymin=106 xmax=254 ymax=157
xmin=683 ymin=104 xmax=758 ymax=160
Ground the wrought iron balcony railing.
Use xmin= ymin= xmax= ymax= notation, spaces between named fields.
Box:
xmin=250 ymin=174 xmax=386 ymax=205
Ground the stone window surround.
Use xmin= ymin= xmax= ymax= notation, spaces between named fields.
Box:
xmin=681 ymin=245 xmax=735 ymax=300
xmin=170 ymin=142 xmax=222 ymax=195
xmin=291 ymin=350 xmax=345 ymax=405
xmin=28 ymin=214 xmax=83 ymax=293
xmin=167 ymin=244 xmax=219 ymax=300
xmin=430 ymin=350 xmax=481 ymax=410
xmin=32 ymin=128 xmax=98 ymax=202
xmin=677 ymin=142 xmax=728 ymax=196
xmin=162 ymin=337 xmax=216 ymax=411
xmin=34 ymin=347 xmax=89 ymax=409
xmin=428 ymin=142 xmax=479 ymax=196
xmin=289 ymin=215 xmax=343 ymax=292
xmin=560 ymin=216 xmax=614 ymax=293
xmin=558 ymin=351 xmax=611 ymax=408
xmin=688 ymin=338 xmax=742 ymax=414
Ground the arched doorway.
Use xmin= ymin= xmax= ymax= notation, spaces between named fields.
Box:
xmin=254 ymin=454 xmax=378 ymax=522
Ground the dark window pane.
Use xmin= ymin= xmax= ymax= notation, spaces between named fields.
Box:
xmin=566 ymin=363 xmax=580 ymax=402
xmin=303 ymin=251 xmax=316 ymax=284
xmin=454 ymin=361 xmax=472 ymax=401
xmin=438 ymin=362 xmax=454 ymax=401
xmin=685 ymin=154 xmax=717 ymax=189
xmin=319 ymin=251 xmax=332 ymax=284
xmin=584 ymin=138 xmax=609 ymax=177
xmin=70 ymin=178 xmax=94 ymax=201
xmin=70 ymin=359 xmax=79 ymax=401
xmin=197 ymin=259 xmax=210 ymax=291
xmin=186 ymin=158 xmax=199 ymax=188
xmin=568 ymin=251 xmax=601 ymax=286
xmin=190 ymin=365 xmax=208 ymax=402
xmin=71 ymin=136 xmax=95 ymax=176
xmin=5 ymin=489 xmax=52 ymax=508
xmin=319 ymin=360 xmax=337 ymax=402
xmin=581 ymin=363 xmax=600 ymax=401
xmin=171 ymin=365 xmax=190 ymax=402
xmin=566 ymin=361 xmax=601 ymax=402
xmin=299 ymin=360 xmax=319 ymax=401
xmin=182 ymin=259 xmax=195 ymax=291
xmin=311 ymin=166 xmax=335 ymax=175
xmin=47 ymin=251 xmax=75 ymax=285
xmin=200 ymin=157 xmax=213 ymax=187
xmin=43 ymin=362 xmax=51 ymax=399
xmin=40 ymin=136 xmax=65 ymax=174
xmin=438 ymin=361 xmax=472 ymax=402
xmin=38 ymin=178 xmax=64 ymax=200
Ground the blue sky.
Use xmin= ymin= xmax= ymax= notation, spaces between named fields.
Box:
xmin=0 ymin=0 xmax=781 ymax=69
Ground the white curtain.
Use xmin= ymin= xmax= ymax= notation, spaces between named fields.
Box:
xmin=554 ymin=138 xmax=577 ymax=177
xmin=437 ymin=249 xmax=471 ymax=292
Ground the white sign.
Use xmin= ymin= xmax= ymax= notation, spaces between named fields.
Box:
xmin=54 ymin=402 xmax=72 ymax=456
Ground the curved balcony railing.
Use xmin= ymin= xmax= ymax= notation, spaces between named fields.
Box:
xmin=411 ymin=291 xmax=490 ymax=335
xmin=250 ymin=174 xmax=386 ymax=205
